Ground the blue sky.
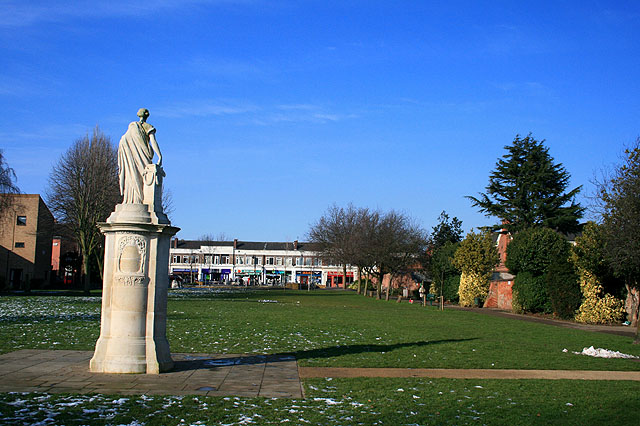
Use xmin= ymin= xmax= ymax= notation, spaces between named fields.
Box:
xmin=1 ymin=0 xmax=639 ymax=241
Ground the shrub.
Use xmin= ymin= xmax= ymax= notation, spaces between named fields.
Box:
xmin=545 ymin=260 xmax=581 ymax=319
xmin=453 ymin=230 xmax=498 ymax=307
xmin=443 ymin=274 xmax=461 ymax=303
xmin=429 ymin=274 xmax=460 ymax=303
xmin=458 ymin=271 xmax=490 ymax=307
xmin=575 ymin=270 xmax=625 ymax=324
xmin=512 ymin=271 xmax=550 ymax=314
xmin=506 ymin=227 xmax=569 ymax=276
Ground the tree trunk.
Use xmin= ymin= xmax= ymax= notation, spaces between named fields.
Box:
xmin=343 ymin=264 xmax=348 ymax=290
xmin=82 ymin=252 xmax=91 ymax=296
xmin=385 ymin=275 xmax=392 ymax=301
xmin=376 ymin=271 xmax=383 ymax=299
xmin=96 ymin=249 xmax=104 ymax=282
xmin=356 ymin=266 xmax=362 ymax=294
xmin=626 ymin=283 xmax=640 ymax=343
xmin=625 ymin=283 xmax=639 ymax=327
xmin=362 ymin=273 xmax=369 ymax=295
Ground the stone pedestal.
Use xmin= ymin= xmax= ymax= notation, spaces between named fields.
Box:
xmin=90 ymin=165 xmax=179 ymax=374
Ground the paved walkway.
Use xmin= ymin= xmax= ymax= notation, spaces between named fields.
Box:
xmin=2 ymin=350 xmax=639 ymax=400
xmin=0 ymin=350 xmax=303 ymax=398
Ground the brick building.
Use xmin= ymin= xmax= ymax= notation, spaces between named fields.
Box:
xmin=0 ymin=194 xmax=54 ymax=289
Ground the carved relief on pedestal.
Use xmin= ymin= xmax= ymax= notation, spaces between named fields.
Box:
xmin=115 ymin=233 xmax=149 ymax=287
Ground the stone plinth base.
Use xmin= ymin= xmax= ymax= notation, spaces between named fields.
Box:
xmin=90 ymin=200 xmax=178 ymax=374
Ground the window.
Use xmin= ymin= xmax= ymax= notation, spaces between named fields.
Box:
xmin=190 ymin=255 xmax=199 ymax=263
xmin=276 ymin=257 xmax=283 ymax=266
xmin=266 ymin=257 xmax=275 ymax=265
xmin=183 ymin=255 xmax=189 ymax=263
xmin=16 ymin=216 xmax=26 ymax=226
xmin=214 ymin=255 xmax=220 ymax=265
xmin=15 ymin=242 xmax=25 ymax=248
xmin=256 ymin=257 xmax=262 ymax=265
xmin=205 ymin=255 xmax=212 ymax=264
xmin=236 ymin=255 xmax=244 ymax=265
xmin=296 ymin=257 xmax=303 ymax=266
xmin=172 ymin=255 xmax=179 ymax=263
xmin=313 ymin=258 xmax=321 ymax=266
xmin=286 ymin=257 xmax=293 ymax=266
xmin=221 ymin=255 xmax=230 ymax=264
xmin=305 ymin=258 xmax=312 ymax=266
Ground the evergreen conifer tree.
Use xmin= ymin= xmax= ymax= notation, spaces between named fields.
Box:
xmin=468 ymin=134 xmax=583 ymax=233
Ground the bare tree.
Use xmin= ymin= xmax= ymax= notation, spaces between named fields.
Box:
xmin=309 ymin=205 xmax=426 ymax=298
xmin=383 ymin=214 xmax=428 ymax=301
xmin=367 ymin=210 xmax=427 ymax=300
xmin=162 ymin=186 xmax=175 ymax=222
xmin=0 ymin=150 xmax=20 ymax=214
xmin=308 ymin=204 xmax=375 ymax=290
xmin=46 ymin=127 xmax=120 ymax=294
xmin=199 ymin=232 xmax=230 ymax=242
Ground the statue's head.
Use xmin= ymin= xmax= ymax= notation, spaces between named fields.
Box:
xmin=137 ymin=108 xmax=150 ymax=119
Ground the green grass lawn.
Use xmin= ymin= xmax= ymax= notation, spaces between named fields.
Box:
xmin=3 ymin=289 xmax=638 ymax=370
xmin=1 ymin=288 xmax=639 ymax=425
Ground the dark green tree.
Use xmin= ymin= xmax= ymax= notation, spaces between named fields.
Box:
xmin=424 ymin=211 xmax=463 ymax=294
xmin=468 ymin=134 xmax=584 ymax=234
xmin=430 ymin=211 xmax=463 ymax=250
xmin=505 ymin=227 xmax=570 ymax=277
xmin=506 ymin=227 xmax=571 ymax=314
xmin=431 ymin=241 xmax=461 ymax=302
xmin=572 ymin=221 xmax=624 ymax=298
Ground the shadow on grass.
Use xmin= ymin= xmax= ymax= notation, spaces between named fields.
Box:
xmin=281 ymin=338 xmax=478 ymax=361
xmin=171 ymin=338 xmax=477 ymax=372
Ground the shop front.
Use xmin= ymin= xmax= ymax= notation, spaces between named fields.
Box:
xmin=265 ymin=270 xmax=286 ymax=285
xmin=327 ymin=271 xmax=354 ymax=288
xmin=235 ymin=269 xmax=262 ymax=285
xmin=170 ymin=268 xmax=195 ymax=283
xmin=201 ymin=268 xmax=232 ymax=283
xmin=296 ymin=271 xmax=322 ymax=287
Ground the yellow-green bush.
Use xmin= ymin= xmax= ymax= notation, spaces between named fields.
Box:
xmin=458 ymin=271 xmax=490 ymax=307
xmin=575 ymin=270 xmax=625 ymax=324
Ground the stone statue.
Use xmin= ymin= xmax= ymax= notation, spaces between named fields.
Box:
xmin=91 ymin=108 xmax=178 ymax=374
xmin=118 ymin=108 xmax=163 ymax=204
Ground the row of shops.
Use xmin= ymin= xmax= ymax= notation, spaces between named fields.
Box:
xmin=170 ymin=266 xmax=354 ymax=287
xmin=169 ymin=239 xmax=358 ymax=287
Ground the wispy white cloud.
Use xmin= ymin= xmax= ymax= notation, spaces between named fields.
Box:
xmin=155 ymin=99 xmax=357 ymax=124
xmin=0 ymin=123 xmax=91 ymax=144
xmin=186 ymin=57 xmax=272 ymax=80
xmin=491 ymin=81 xmax=555 ymax=98
xmin=0 ymin=0 xmax=257 ymax=28
xmin=154 ymin=100 xmax=259 ymax=119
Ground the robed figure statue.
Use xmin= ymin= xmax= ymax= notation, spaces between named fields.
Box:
xmin=118 ymin=108 xmax=163 ymax=204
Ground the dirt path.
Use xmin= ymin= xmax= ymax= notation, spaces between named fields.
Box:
xmin=447 ymin=306 xmax=636 ymax=338
xmin=299 ymin=367 xmax=640 ymax=381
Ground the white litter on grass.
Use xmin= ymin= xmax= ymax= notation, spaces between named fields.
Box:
xmin=569 ymin=346 xmax=639 ymax=359
xmin=313 ymin=397 xmax=341 ymax=405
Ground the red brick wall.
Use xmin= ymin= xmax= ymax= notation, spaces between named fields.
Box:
xmin=485 ymin=280 xmax=513 ymax=310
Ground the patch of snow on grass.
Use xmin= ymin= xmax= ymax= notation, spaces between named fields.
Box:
xmin=573 ymin=346 xmax=639 ymax=359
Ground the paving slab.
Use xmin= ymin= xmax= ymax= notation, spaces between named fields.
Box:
xmin=0 ymin=350 xmax=303 ymax=398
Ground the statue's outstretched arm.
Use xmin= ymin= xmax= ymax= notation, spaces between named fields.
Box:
xmin=149 ymin=132 xmax=163 ymax=167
